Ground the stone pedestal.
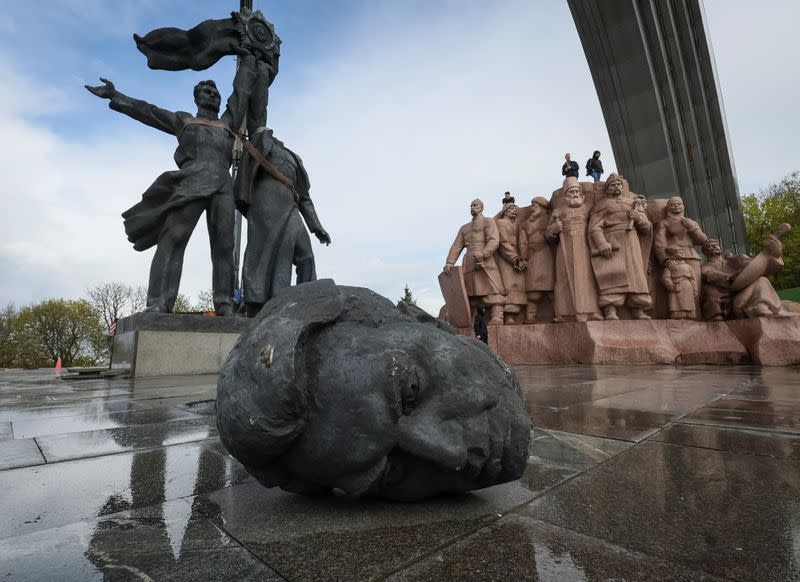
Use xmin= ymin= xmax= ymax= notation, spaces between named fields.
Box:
xmin=456 ymin=318 xmax=800 ymax=366
xmin=111 ymin=313 xmax=251 ymax=378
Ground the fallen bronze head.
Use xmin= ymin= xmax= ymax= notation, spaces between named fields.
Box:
xmin=216 ymin=279 xmax=531 ymax=501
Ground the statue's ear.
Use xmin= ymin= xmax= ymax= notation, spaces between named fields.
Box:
xmin=217 ymin=280 xmax=344 ymax=467
xmin=235 ymin=279 xmax=344 ymax=389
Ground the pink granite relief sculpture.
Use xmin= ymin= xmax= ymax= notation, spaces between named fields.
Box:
xmin=661 ymin=245 xmax=698 ymax=319
xmin=439 ymin=191 xmax=800 ymax=365
xmin=444 ymin=199 xmax=506 ymax=325
xmin=518 ymin=197 xmax=555 ymax=323
xmin=588 ymin=173 xmax=653 ymax=320
xmin=495 ymin=203 xmax=528 ymax=324
xmin=701 ymin=226 xmax=797 ymax=320
xmin=654 ymin=196 xmax=708 ymax=319
xmin=547 ymin=179 xmax=602 ymax=322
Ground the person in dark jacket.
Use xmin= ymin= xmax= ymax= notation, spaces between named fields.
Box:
xmin=562 ymin=153 xmax=579 ymax=178
xmin=473 ymin=306 xmax=489 ymax=344
xmin=501 ymin=191 xmax=515 ymax=205
xmin=586 ymin=150 xmax=604 ymax=182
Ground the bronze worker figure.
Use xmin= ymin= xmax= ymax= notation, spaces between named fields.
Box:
xmin=85 ymin=57 xmax=256 ymax=314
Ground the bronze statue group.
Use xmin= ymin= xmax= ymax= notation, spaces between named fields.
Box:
xmin=86 ymin=9 xmax=329 ymax=318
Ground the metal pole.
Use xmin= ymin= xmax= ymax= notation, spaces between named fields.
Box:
xmin=232 ymin=0 xmax=253 ymax=300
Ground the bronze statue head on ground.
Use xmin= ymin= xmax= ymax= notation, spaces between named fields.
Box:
xmin=216 ymin=280 xmax=532 ymax=501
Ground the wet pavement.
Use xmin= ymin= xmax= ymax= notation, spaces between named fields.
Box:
xmin=0 ymin=365 xmax=798 ymax=581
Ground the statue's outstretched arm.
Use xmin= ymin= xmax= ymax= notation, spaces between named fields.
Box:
xmin=85 ymin=78 xmax=182 ymax=136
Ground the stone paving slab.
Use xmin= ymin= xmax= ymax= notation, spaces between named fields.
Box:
xmin=35 ymin=417 xmax=218 ymax=462
xmin=533 ymin=404 xmax=677 ymax=442
xmin=195 ymin=480 xmax=537 ymax=581
xmin=652 ymin=423 xmax=800 ymax=460
xmin=0 ymin=438 xmax=45 ymax=470
xmin=0 ymin=499 xmax=284 ymax=582
xmin=680 ymin=399 xmax=800 ymax=434
xmin=0 ymin=440 xmax=252 ymax=539
xmin=0 ymin=398 xmax=150 ymax=422
xmin=524 ymin=441 xmax=800 ymax=581
xmin=0 ymin=421 xmax=11 ymax=440
xmin=387 ymin=514 xmax=723 ymax=581
xmin=12 ymin=407 xmax=201 ymax=439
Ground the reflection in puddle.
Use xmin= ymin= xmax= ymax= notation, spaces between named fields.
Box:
xmin=534 ymin=542 xmax=587 ymax=581
xmin=164 ymin=445 xmax=201 ymax=560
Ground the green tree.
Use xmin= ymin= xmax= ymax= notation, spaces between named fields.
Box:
xmin=742 ymin=171 xmax=800 ymax=290
xmin=13 ymin=299 xmax=106 ymax=367
xmin=0 ymin=303 xmax=18 ymax=368
xmin=398 ymin=284 xmax=417 ymax=306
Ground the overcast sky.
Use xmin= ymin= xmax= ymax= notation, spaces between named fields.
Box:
xmin=0 ymin=0 xmax=797 ymax=315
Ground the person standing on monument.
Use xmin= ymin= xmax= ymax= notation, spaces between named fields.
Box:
xmin=85 ymin=56 xmax=255 ymax=315
xmin=444 ymin=199 xmax=506 ymax=326
xmin=562 ymin=153 xmax=579 ymax=179
xmin=586 ymin=150 xmax=604 ymax=182
xmin=588 ymin=173 xmax=653 ymax=320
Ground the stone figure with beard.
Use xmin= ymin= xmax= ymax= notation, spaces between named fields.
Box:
xmin=588 ymin=173 xmax=653 ymax=320
xmin=216 ymin=279 xmax=532 ymax=501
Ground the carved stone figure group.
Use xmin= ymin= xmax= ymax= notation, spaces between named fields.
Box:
xmin=86 ymin=9 xmax=329 ymax=317
xmin=444 ymin=174 xmax=795 ymax=324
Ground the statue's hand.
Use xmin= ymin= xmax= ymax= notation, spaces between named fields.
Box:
xmin=599 ymin=243 xmax=614 ymax=259
xmin=85 ymin=78 xmax=115 ymax=100
xmin=315 ymin=229 xmax=331 ymax=246
xmin=443 ymin=264 xmax=453 ymax=276
xmin=665 ymin=259 xmax=678 ymax=272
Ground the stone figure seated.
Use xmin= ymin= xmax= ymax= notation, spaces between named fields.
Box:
xmin=216 ymin=279 xmax=532 ymax=501
xmin=701 ymin=233 xmax=797 ymax=320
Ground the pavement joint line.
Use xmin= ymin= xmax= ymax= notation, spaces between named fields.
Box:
xmin=672 ymin=418 xmax=800 ymax=438
xmin=210 ymin=518 xmax=292 ymax=581
xmin=644 ymin=435 xmax=800 ymax=461
xmin=0 ymin=436 xmax=222 ymax=471
xmin=31 ymin=436 xmax=47 ymax=465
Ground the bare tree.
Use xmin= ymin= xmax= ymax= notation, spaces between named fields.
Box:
xmin=195 ymin=289 xmax=214 ymax=312
xmin=87 ymin=282 xmax=133 ymax=333
xmin=129 ymin=285 xmax=148 ymax=313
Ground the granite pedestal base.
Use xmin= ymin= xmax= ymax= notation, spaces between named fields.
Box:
xmin=457 ymin=317 xmax=800 ymax=366
xmin=111 ymin=313 xmax=251 ymax=378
